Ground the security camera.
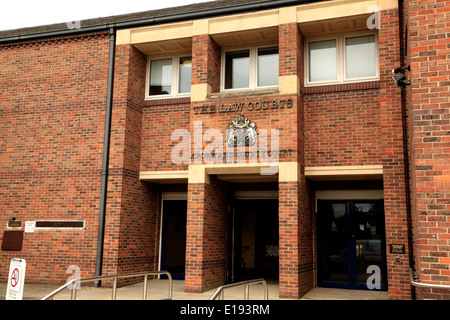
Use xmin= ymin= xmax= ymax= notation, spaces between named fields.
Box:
xmin=392 ymin=74 xmax=411 ymax=87
xmin=392 ymin=65 xmax=410 ymax=74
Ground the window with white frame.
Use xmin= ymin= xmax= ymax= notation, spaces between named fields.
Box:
xmin=146 ymin=55 xmax=192 ymax=99
xmin=306 ymin=32 xmax=378 ymax=86
xmin=222 ymin=45 xmax=279 ymax=91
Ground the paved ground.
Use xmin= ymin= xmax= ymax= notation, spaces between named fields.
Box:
xmin=0 ymin=280 xmax=388 ymax=300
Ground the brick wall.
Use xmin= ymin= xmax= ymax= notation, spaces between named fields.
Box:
xmin=304 ymin=88 xmax=382 ymax=167
xmin=140 ymin=98 xmax=190 ymax=171
xmin=0 ymin=33 xmax=110 ymax=284
xmin=102 ymin=43 xmax=159 ymax=280
xmin=406 ymin=0 xmax=450 ymax=300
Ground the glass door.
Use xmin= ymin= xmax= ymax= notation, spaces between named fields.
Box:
xmin=352 ymin=200 xmax=386 ymax=290
xmin=317 ymin=200 xmax=350 ymax=288
xmin=317 ymin=199 xmax=386 ymax=290
xmin=227 ymin=199 xmax=279 ymax=283
xmin=160 ymin=199 xmax=187 ymax=280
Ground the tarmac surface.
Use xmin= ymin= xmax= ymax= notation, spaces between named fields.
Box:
xmin=0 ymin=279 xmax=388 ymax=300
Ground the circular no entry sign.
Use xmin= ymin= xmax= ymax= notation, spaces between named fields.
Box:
xmin=11 ymin=268 xmax=19 ymax=287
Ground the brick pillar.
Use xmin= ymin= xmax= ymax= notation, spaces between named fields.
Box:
xmin=185 ymin=174 xmax=227 ymax=293
xmin=191 ymin=33 xmax=221 ymax=100
xmin=406 ymin=0 xmax=450 ymax=300
xmin=103 ymin=43 xmax=156 ymax=280
xmin=278 ymin=21 xmax=312 ymax=299
xmin=379 ymin=8 xmax=412 ymax=300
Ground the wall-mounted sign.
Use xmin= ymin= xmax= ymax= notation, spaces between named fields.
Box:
xmin=193 ymin=99 xmax=293 ymax=115
xmin=7 ymin=220 xmax=22 ymax=228
xmin=266 ymin=245 xmax=279 ymax=257
xmin=389 ymin=244 xmax=405 ymax=254
xmin=24 ymin=221 xmax=36 ymax=233
xmin=1 ymin=231 xmax=24 ymax=251
xmin=191 ymin=148 xmax=295 ymax=161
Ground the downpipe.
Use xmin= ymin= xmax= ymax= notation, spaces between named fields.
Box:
xmin=95 ymin=27 xmax=116 ymax=287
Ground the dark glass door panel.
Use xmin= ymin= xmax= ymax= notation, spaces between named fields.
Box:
xmin=317 ymin=199 xmax=386 ymax=290
xmin=161 ymin=200 xmax=187 ymax=280
xmin=352 ymin=201 xmax=385 ymax=289
xmin=229 ymin=199 xmax=278 ymax=283
xmin=317 ymin=201 xmax=349 ymax=286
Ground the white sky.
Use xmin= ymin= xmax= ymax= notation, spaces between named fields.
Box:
xmin=0 ymin=0 xmax=214 ymax=31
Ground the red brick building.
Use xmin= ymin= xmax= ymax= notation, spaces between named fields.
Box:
xmin=0 ymin=0 xmax=449 ymax=300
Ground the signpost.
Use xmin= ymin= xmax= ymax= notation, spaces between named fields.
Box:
xmin=6 ymin=258 xmax=26 ymax=300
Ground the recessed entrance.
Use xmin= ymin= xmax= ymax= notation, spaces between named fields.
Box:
xmin=227 ymin=197 xmax=279 ymax=283
xmin=160 ymin=197 xmax=187 ymax=280
xmin=316 ymin=198 xmax=387 ymax=290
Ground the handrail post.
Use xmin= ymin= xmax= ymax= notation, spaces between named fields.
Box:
xmin=166 ymin=271 xmax=173 ymax=300
xmin=71 ymin=285 xmax=77 ymax=300
xmin=263 ymin=281 xmax=268 ymax=300
xmin=244 ymin=284 xmax=249 ymax=300
xmin=111 ymin=277 xmax=118 ymax=300
xmin=143 ymin=274 xmax=148 ymax=300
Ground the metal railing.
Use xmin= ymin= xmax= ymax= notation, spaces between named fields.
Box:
xmin=209 ymin=278 xmax=268 ymax=300
xmin=41 ymin=270 xmax=173 ymax=300
xmin=410 ymin=268 xmax=450 ymax=290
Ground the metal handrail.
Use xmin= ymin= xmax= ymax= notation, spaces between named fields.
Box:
xmin=209 ymin=278 xmax=268 ymax=300
xmin=41 ymin=270 xmax=173 ymax=300
xmin=410 ymin=268 xmax=450 ymax=290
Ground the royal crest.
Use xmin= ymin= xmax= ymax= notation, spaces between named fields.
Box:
xmin=226 ymin=114 xmax=257 ymax=147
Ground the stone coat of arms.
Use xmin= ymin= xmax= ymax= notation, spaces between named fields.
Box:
xmin=226 ymin=114 xmax=257 ymax=147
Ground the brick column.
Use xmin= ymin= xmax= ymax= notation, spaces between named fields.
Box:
xmin=379 ymin=8 xmax=412 ymax=300
xmin=406 ymin=0 xmax=450 ymax=300
xmin=185 ymin=174 xmax=227 ymax=293
xmin=102 ymin=44 xmax=157 ymax=280
xmin=278 ymin=21 xmax=312 ymax=299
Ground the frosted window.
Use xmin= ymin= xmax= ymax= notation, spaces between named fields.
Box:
xmin=149 ymin=58 xmax=172 ymax=95
xmin=309 ymin=39 xmax=337 ymax=82
xmin=225 ymin=50 xmax=250 ymax=89
xmin=346 ymin=35 xmax=376 ymax=79
xmin=178 ymin=56 xmax=192 ymax=94
xmin=258 ymin=47 xmax=279 ymax=87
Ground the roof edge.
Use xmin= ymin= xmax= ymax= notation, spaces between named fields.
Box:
xmin=0 ymin=0 xmax=330 ymax=44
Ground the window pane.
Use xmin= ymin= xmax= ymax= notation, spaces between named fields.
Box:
xmin=258 ymin=47 xmax=279 ymax=87
xmin=179 ymin=56 xmax=192 ymax=94
xmin=346 ymin=35 xmax=376 ymax=79
xmin=225 ymin=50 xmax=250 ymax=89
xmin=150 ymin=58 xmax=172 ymax=95
xmin=309 ymin=39 xmax=337 ymax=82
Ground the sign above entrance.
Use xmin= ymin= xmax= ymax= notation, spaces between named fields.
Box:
xmin=226 ymin=115 xmax=257 ymax=147
xmin=193 ymin=99 xmax=293 ymax=115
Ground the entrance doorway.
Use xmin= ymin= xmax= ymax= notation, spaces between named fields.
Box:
xmin=160 ymin=198 xmax=187 ymax=280
xmin=317 ymin=199 xmax=387 ymax=290
xmin=227 ymin=198 xmax=279 ymax=283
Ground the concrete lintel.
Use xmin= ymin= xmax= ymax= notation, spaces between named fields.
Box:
xmin=139 ymin=170 xmax=188 ymax=183
xmin=305 ymin=165 xmax=383 ymax=180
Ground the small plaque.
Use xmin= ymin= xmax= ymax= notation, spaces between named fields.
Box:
xmin=7 ymin=220 xmax=22 ymax=228
xmin=389 ymin=244 xmax=405 ymax=254
xmin=266 ymin=245 xmax=279 ymax=257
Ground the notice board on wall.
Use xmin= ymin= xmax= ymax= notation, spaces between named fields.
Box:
xmin=2 ymin=231 xmax=24 ymax=251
